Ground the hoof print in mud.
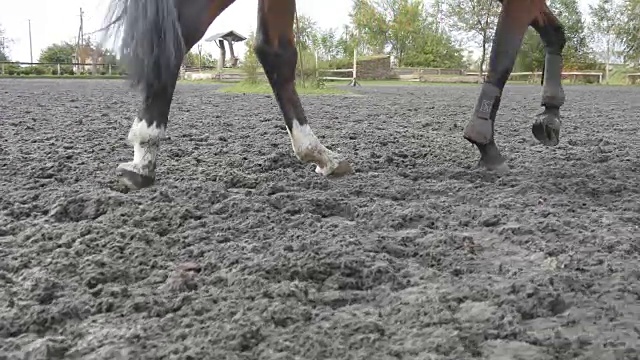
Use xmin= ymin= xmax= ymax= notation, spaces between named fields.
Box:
xmin=162 ymin=262 xmax=202 ymax=293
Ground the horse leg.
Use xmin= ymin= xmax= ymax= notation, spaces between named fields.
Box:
xmin=463 ymin=0 xmax=539 ymax=170
xmin=104 ymin=0 xmax=234 ymax=190
xmin=531 ymin=7 xmax=566 ymax=146
xmin=253 ymin=0 xmax=353 ymax=177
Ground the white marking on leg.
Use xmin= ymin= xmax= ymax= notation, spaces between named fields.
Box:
xmin=287 ymin=119 xmax=343 ymax=176
xmin=117 ymin=117 xmax=166 ymax=177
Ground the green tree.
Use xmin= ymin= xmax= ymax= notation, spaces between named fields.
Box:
xmin=241 ymin=31 xmax=261 ymax=83
xmin=335 ymin=25 xmax=357 ymax=60
xmin=347 ymin=0 xmax=463 ymax=67
xmin=349 ymin=0 xmax=389 ymax=54
xmin=381 ymin=0 xmax=428 ymax=65
xmin=183 ymin=49 xmax=217 ymax=68
xmin=551 ymin=0 xmax=594 ymax=69
xmin=515 ymin=0 xmax=596 ymax=72
xmin=0 ymin=24 xmax=10 ymax=61
xmin=588 ymin=0 xmax=624 ymax=82
xmin=314 ymin=28 xmax=340 ymax=60
xmin=39 ymin=42 xmax=75 ymax=64
xmin=616 ymin=0 xmax=640 ymax=65
xmin=403 ymin=31 xmax=465 ymax=68
xmin=293 ymin=14 xmax=320 ymax=52
xmin=446 ymin=0 xmax=500 ymax=75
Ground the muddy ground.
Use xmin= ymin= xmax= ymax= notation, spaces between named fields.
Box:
xmin=1 ymin=78 xmax=639 ymax=359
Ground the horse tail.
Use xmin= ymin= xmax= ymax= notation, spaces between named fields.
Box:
xmin=101 ymin=0 xmax=185 ymax=95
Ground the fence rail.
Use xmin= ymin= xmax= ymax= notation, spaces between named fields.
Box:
xmin=0 ymin=61 xmax=124 ymax=76
xmin=2 ymin=61 xmax=633 ymax=86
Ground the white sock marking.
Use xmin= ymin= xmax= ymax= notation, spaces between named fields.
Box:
xmin=287 ymin=119 xmax=343 ymax=175
xmin=117 ymin=117 xmax=166 ymax=177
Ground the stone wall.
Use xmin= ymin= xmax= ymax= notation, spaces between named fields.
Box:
xmin=357 ymin=55 xmax=392 ymax=80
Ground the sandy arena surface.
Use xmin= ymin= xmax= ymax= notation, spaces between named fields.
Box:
xmin=1 ymin=78 xmax=639 ymax=359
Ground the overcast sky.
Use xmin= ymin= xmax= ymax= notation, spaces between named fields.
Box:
xmin=1 ymin=0 xmax=595 ymax=63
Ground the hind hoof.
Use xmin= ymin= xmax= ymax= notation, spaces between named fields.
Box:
xmin=116 ymin=165 xmax=155 ymax=190
xmin=478 ymin=159 xmax=509 ymax=173
xmin=532 ymin=110 xmax=561 ymax=146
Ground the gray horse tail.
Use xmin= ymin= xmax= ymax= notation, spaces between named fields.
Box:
xmin=101 ymin=0 xmax=185 ymax=96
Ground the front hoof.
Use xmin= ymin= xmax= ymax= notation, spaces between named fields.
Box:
xmin=318 ymin=159 xmax=354 ymax=177
xmin=532 ymin=110 xmax=561 ymax=146
xmin=116 ymin=165 xmax=155 ymax=190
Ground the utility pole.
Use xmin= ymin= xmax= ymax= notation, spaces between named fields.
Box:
xmin=28 ymin=19 xmax=33 ymax=63
xmin=76 ymin=8 xmax=84 ymax=71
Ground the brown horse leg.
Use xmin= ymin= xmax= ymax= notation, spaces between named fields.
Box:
xmin=254 ymin=0 xmax=353 ymax=177
xmin=463 ymin=0 xmax=539 ymax=170
xmin=531 ymin=7 xmax=566 ymax=146
xmin=107 ymin=0 xmax=234 ymax=190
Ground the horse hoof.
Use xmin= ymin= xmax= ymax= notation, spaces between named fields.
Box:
xmin=477 ymin=158 xmax=509 ymax=173
xmin=532 ymin=113 xmax=561 ymax=146
xmin=316 ymin=159 xmax=354 ymax=177
xmin=116 ymin=167 xmax=155 ymax=190
xmin=330 ymin=159 xmax=354 ymax=177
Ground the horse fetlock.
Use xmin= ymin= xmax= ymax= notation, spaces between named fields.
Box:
xmin=117 ymin=117 xmax=165 ymax=189
xmin=464 ymin=83 xmax=501 ymax=144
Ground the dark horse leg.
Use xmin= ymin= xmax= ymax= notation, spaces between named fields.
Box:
xmin=463 ymin=0 xmax=545 ymax=170
xmin=253 ymin=0 xmax=353 ymax=176
xmin=531 ymin=6 xmax=566 ymax=146
xmin=102 ymin=0 xmax=235 ymax=189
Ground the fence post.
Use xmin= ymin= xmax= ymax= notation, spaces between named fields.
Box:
xmin=108 ymin=64 xmax=112 ymax=75
xmin=1 ymin=63 xmax=4 ymax=75
xmin=57 ymin=63 xmax=61 ymax=76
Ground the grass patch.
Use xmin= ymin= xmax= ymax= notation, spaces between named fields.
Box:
xmin=218 ymin=81 xmax=349 ymax=95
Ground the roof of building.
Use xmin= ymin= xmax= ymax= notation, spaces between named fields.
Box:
xmin=204 ymin=30 xmax=247 ymax=43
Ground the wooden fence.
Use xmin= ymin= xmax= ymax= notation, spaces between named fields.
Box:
xmin=2 ymin=60 xmax=632 ymax=86
xmin=0 ymin=61 xmax=124 ymax=76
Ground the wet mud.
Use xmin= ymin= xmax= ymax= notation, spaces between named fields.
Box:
xmin=1 ymin=79 xmax=639 ymax=359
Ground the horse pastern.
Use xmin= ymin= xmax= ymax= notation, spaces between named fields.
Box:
xmin=463 ymin=117 xmax=493 ymax=145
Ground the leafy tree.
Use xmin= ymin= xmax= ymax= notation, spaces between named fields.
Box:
xmin=314 ymin=28 xmax=341 ymax=60
xmin=349 ymin=0 xmax=389 ymax=54
xmin=516 ymin=0 xmax=596 ymax=72
xmin=588 ymin=0 xmax=624 ymax=82
xmin=241 ymin=31 xmax=261 ymax=83
xmin=403 ymin=31 xmax=465 ymax=68
xmin=445 ymin=0 xmax=500 ymax=75
xmin=293 ymin=14 xmax=320 ymax=52
xmin=551 ymin=0 xmax=595 ymax=69
xmin=39 ymin=42 xmax=75 ymax=64
xmin=616 ymin=0 xmax=640 ymax=65
xmin=0 ymin=24 xmax=10 ymax=61
xmin=348 ymin=0 xmax=463 ymax=67
xmin=183 ymin=50 xmax=217 ymax=68
xmin=335 ymin=25 xmax=357 ymax=60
